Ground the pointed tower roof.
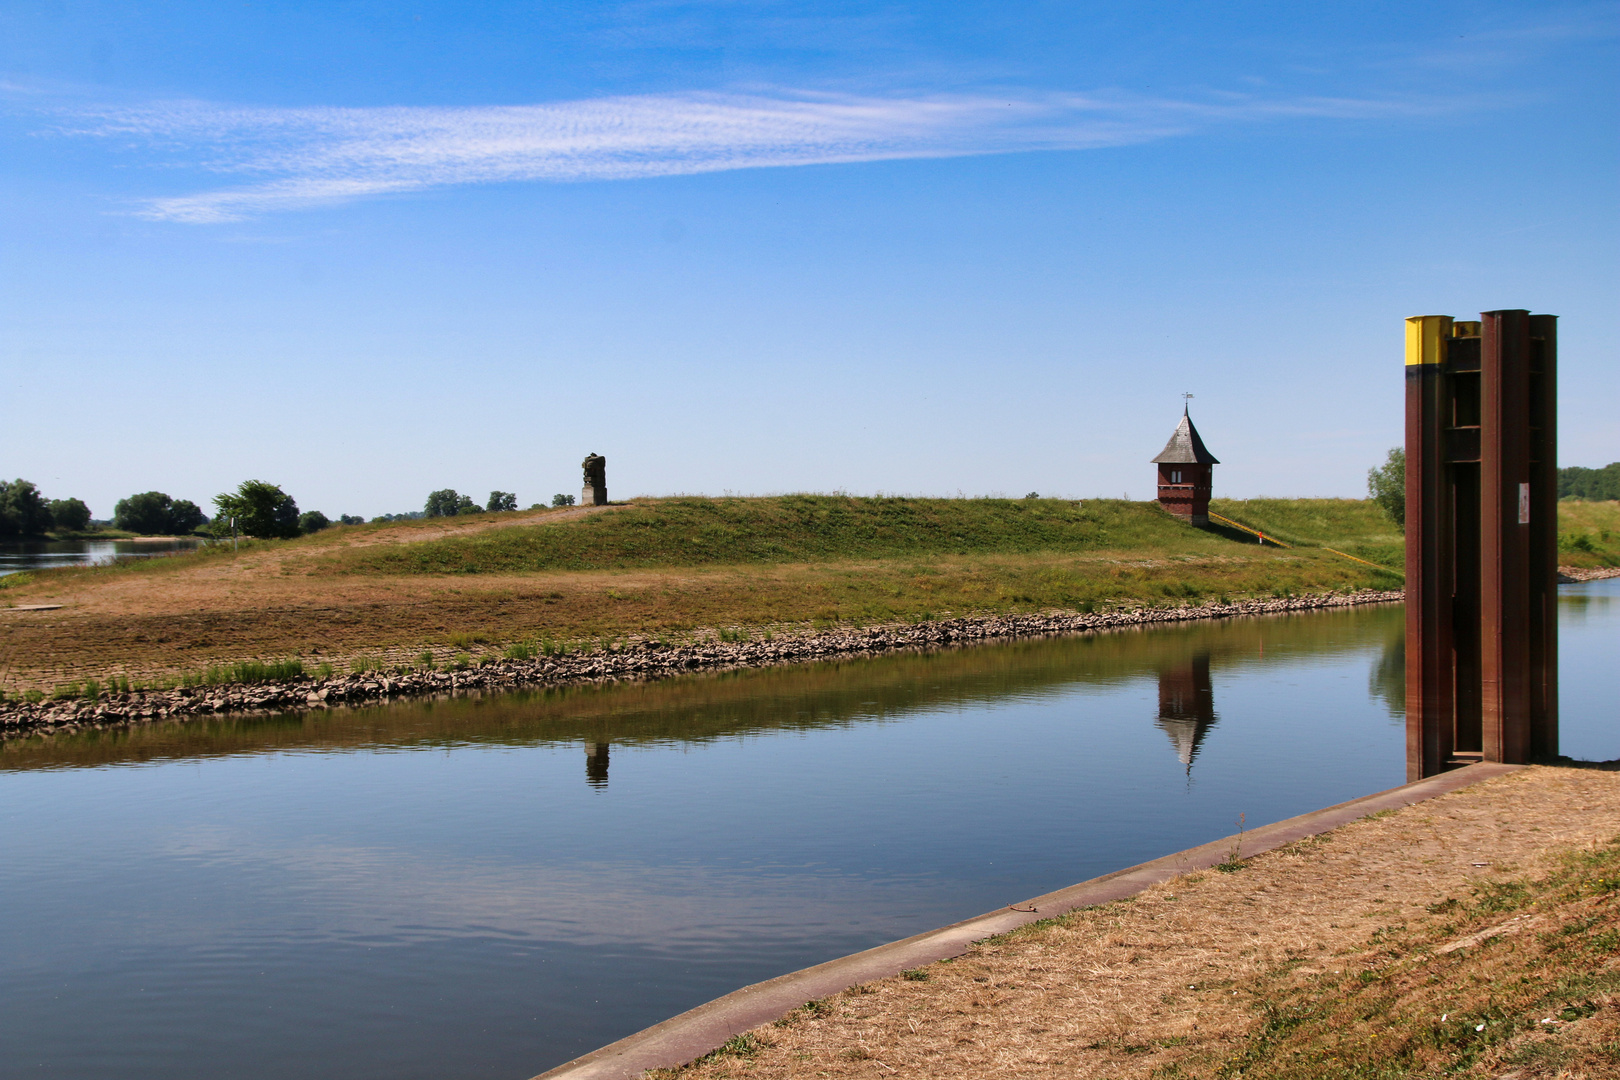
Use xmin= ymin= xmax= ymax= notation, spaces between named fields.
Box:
xmin=1151 ymin=410 xmax=1220 ymax=464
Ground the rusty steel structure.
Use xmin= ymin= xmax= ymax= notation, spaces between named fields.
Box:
xmin=1404 ymin=310 xmax=1558 ymax=781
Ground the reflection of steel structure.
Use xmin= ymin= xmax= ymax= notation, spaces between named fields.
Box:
xmin=1405 ymin=312 xmax=1557 ymax=780
xmin=1156 ymin=652 xmax=1217 ymax=770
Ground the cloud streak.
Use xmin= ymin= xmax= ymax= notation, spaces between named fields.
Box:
xmin=55 ymin=87 xmax=1458 ymax=222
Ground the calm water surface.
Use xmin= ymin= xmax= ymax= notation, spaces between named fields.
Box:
xmin=1 ymin=584 xmax=1614 ymax=1079
xmin=0 ymin=538 xmax=203 ymax=577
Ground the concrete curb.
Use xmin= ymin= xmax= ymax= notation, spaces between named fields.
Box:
xmin=532 ymin=761 xmax=1523 ymax=1080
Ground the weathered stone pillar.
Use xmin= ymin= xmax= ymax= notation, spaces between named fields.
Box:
xmin=581 ymin=453 xmax=607 ymax=507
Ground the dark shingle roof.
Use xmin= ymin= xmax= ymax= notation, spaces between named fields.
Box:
xmin=1151 ymin=411 xmax=1219 ymax=464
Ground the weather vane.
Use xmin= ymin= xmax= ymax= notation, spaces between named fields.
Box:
xmin=1182 ymin=391 xmax=1194 ymax=412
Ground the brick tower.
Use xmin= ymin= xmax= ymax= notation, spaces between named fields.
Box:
xmin=1152 ymin=408 xmax=1219 ymax=524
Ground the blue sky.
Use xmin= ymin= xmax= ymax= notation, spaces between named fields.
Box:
xmin=3 ymin=1 xmax=1616 ymax=520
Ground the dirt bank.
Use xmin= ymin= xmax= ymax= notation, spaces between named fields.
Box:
xmin=646 ymin=762 xmax=1620 ymax=1080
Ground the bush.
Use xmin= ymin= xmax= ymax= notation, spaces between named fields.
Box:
xmin=1367 ymin=447 xmax=1405 ymax=528
xmin=338 ymin=514 xmax=365 ymax=526
xmin=114 ymin=491 xmax=207 ymax=535
xmin=0 ymin=479 xmax=54 ymax=537
xmin=47 ymin=498 xmax=92 ymax=532
xmin=299 ymin=510 xmax=331 ymax=534
xmin=213 ymin=481 xmax=300 ymax=539
xmin=487 ymin=490 xmax=518 ymax=513
xmin=552 ymin=493 xmax=576 ymax=507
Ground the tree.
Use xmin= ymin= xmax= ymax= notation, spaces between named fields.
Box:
xmin=115 ymin=491 xmax=207 ymax=534
xmin=168 ymin=499 xmax=207 ymax=534
xmin=487 ymin=490 xmax=517 ymax=512
xmin=0 ymin=479 xmax=53 ymax=537
xmin=551 ymin=493 xmax=576 ymax=507
xmin=213 ymin=480 xmax=300 ymax=539
xmin=299 ymin=510 xmax=331 ymax=534
xmin=1367 ymin=446 xmax=1405 ymax=528
xmin=48 ymin=498 xmax=91 ymax=532
xmin=425 ymin=489 xmax=478 ymax=517
xmin=338 ymin=514 xmax=365 ymax=526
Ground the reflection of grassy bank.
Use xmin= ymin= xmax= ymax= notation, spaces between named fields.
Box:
xmin=0 ymin=601 xmax=1402 ymax=770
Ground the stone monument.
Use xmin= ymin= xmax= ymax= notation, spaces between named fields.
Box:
xmin=581 ymin=452 xmax=607 ymax=507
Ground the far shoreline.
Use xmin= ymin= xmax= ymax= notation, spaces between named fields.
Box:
xmin=1 ymin=588 xmax=1403 ymax=740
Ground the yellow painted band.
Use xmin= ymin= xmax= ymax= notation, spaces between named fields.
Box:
xmin=1405 ymin=315 xmax=1452 ymax=365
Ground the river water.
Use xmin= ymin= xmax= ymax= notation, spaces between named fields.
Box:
xmin=1 ymin=583 xmax=1614 ymax=1080
xmin=0 ymin=538 xmax=203 ymax=577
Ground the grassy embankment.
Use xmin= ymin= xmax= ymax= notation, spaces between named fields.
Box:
xmin=313 ymin=494 xmax=1408 ymax=606
xmin=1 ymin=496 xmax=1614 ymax=697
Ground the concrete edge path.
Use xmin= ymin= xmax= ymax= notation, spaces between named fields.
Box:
xmin=532 ymin=761 xmax=1523 ymax=1080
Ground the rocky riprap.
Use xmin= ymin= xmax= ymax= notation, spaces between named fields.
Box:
xmin=1557 ymin=566 xmax=1620 ymax=583
xmin=1 ymin=590 xmax=1404 ymax=739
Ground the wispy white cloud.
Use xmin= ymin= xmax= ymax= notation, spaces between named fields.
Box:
xmin=51 ymin=87 xmax=1464 ymax=222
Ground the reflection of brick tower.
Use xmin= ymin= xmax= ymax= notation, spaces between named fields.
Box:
xmin=1155 ymin=653 xmax=1217 ymax=769
xmin=1152 ymin=408 xmax=1219 ymax=525
xmin=585 ymin=741 xmax=610 ymax=788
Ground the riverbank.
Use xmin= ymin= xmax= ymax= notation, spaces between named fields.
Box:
xmin=1 ymin=495 xmax=1611 ymax=705
xmin=615 ymin=762 xmax=1620 ymax=1080
xmin=0 ymin=588 xmax=1402 ymax=736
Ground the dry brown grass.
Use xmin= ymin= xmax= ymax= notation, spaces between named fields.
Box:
xmin=657 ymin=765 xmax=1620 ymax=1080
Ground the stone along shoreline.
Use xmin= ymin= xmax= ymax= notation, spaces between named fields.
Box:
xmin=1 ymin=589 xmax=1402 ymax=738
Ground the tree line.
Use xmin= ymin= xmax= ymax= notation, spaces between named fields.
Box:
xmin=0 ymin=479 xmax=93 ymax=538
xmin=0 ymin=476 xmax=564 ymax=540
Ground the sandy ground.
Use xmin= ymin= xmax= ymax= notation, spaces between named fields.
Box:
xmin=660 ymin=764 xmax=1620 ymax=1079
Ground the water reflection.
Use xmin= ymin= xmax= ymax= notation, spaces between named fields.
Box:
xmin=1155 ymin=653 xmax=1216 ymax=770
xmin=586 ymin=741 xmax=611 ymax=788
xmin=0 ymin=597 xmax=1477 ymax=1080
xmin=0 ymin=537 xmax=203 ymax=577
xmin=2 ymin=602 xmax=1404 ymax=773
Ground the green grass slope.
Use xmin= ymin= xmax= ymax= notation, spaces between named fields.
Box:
xmin=1210 ymin=498 xmax=1406 ymax=570
xmin=319 ymin=496 xmax=1281 ymax=575
xmin=309 ymin=501 xmax=1412 ymax=582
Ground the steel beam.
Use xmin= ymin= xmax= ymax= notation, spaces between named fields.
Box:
xmin=1404 ymin=315 xmax=1454 ymax=781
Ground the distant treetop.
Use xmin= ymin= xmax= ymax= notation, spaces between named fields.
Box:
xmin=1558 ymin=463 xmax=1620 ymax=501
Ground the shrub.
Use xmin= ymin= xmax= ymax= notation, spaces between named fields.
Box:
xmin=213 ymin=481 xmax=300 ymax=539
xmin=338 ymin=514 xmax=365 ymax=526
xmin=47 ymin=497 xmax=91 ymax=532
xmin=1367 ymin=447 xmax=1405 ymax=527
xmin=552 ymin=493 xmax=576 ymax=507
xmin=299 ymin=510 xmax=331 ymax=534
xmin=0 ymin=479 xmax=54 ymax=537
xmin=487 ymin=491 xmax=518 ymax=513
